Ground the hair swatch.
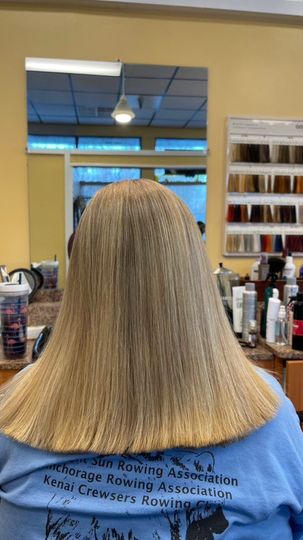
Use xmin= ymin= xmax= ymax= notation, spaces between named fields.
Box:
xmin=250 ymin=205 xmax=273 ymax=223
xmin=226 ymin=234 xmax=284 ymax=254
xmin=273 ymin=205 xmax=296 ymax=223
xmin=230 ymin=144 xmax=270 ymax=163
xmin=285 ymin=235 xmax=303 ymax=253
xmin=272 ymin=175 xmax=291 ymax=194
xmin=226 ymin=205 xmax=249 ymax=223
xmin=271 ymin=145 xmax=290 ymax=164
xmin=227 ymin=174 xmax=266 ymax=193
xmin=293 ymin=176 xmax=303 ymax=194
xmin=299 ymin=206 xmax=303 ymax=224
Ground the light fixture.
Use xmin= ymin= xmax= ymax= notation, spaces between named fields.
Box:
xmin=111 ymin=64 xmax=135 ymax=124
xmin=25 ymin=58 xmax=122 ymax=77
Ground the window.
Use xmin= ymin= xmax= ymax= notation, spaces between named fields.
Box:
xmin=28 ymin=135 xmax=76 ymax=150
xmin=73 ymin=167 xmax=141 ymax=202
xmin=28 ymin=135 xmax=141 ymax=151
xmin=155 ymin=169 xmax=207 ymax=223
xmin=78 ymin=137 xmax=141 ymax=151
xmin=155 ymin=138 xmax=207 ymax=152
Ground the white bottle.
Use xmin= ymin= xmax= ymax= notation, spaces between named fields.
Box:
xmin=242 ymin=283 xmax=257 ymax=343
xmin=266 ymin=288 xmax=281 ymax=343
xmin=275 ymin=305 xmax=288 ymax=345
xmin=282 ymin=255 xmax=296 ymax=279
xmin=232 ymin=286 xmax=245 ymax=334
xmin=250 ymin=258 xmax=260 ymax=281
xmin=283 ymin=277 xmax=299 ymax=306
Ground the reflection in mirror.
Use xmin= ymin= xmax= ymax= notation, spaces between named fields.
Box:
xmin=26 ymin=62 xmax=208 ymax=285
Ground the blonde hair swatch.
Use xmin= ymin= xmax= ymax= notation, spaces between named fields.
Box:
xmin=0 ymin=180 xmax=279 ymax=453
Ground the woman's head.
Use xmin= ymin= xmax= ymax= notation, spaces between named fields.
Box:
xmin=0 ymin=180 xmax=279 ymax=453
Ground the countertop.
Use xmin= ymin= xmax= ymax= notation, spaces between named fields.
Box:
xmin=241 ymin=343 xmax=274 ymax=361
xmin=0 ymin=340 xmax=34 ymax=370
xmin=262 ymin=340 xmax=303 ymax=360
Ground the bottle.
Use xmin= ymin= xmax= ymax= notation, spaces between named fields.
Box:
xmin=287 ymin=295 xmax=297 ymax=346
xmin=242 ymin=283 xmax=257 ymax=343
xmin=275 ymin=305 xmax=288 ymax=345
xmin=292 ymin=292 xmax=303 ymax=351
xmin=232 ymin=286 xmax=245 ymax=335
xmin=266 ymin=288 xmax=281 ymax=343
xmin=282 ymin=254 xmax=296 ymax=279
xmin=260 ymin=273 xmax=277 ymax=338
xmin=214 ymin=262 xmax=240 ymax=326
xmin=248 ymin=320 xmax=257 ymax=348
xmin=250 ymin=258 xmax=260 ymax=281
xmin=283 ymin=277 xmax=299 ymax=306
xmin=258 ymin=254 xmax=270 ymax=281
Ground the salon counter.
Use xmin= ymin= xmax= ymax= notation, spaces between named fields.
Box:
xmin=0 ymin=341 xmax=34 ymax=385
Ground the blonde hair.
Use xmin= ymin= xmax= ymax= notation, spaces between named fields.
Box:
xmin=0 ymin=180 xmax=279 ymax=453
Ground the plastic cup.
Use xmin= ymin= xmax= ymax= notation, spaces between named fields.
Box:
xmin=0 ymin=283 xmax=29 ymax=359
xmin=39 ymin=261 xmax=59 ymax=289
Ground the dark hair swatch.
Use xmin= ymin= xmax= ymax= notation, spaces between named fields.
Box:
xmin=231 ymin=144 xmax=270 ymax=163
xmin=272 ymin=175 xmax=291 ymax=193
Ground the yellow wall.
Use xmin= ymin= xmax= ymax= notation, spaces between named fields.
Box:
xmin=28 ymin=154 xmax=65 ymax=287
xmin=1 ymin=7 xmax=303 ymax=275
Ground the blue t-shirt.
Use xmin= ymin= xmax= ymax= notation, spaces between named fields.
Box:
xmin=0 ymin=372 xmax=303 ymax=539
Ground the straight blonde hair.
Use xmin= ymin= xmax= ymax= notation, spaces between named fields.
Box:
xmin=0 ymin=180 xmax=279 ymax=453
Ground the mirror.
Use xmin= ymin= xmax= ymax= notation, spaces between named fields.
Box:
xmin=26 ymin=62 xmax=208 ymax=286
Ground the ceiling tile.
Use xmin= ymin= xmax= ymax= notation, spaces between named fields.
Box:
xmin=151 ymin=119 xmax=187 ymax=127
xmin=35 ymin=104 xmax=76 ymax=116
xmin=192 ymin=110 xmax=208 ymax=122
xmin=72 ymin=75 xmax=119 ymax=93
xmin=28 ymin=90 xmax=73 ymax=105
xmin=79 ymin=117 xmax=115 ymax=125
xmin=187 ymin=121 xmax=207 ymax=128
xmin=125 ymin=64 xmax=176 ymax=79
xmin=167 ymin=79 xmax=207 ymax=97
xmin=40 ymin=116 xmax=77 ymax=124
xmin=74 ymin=92 xmax=117 ymax=107
xmin=131 ymin=119 xmax=150 ymax=126
xmin=27 ymin=102 xmax=36 ymax=114
xmin=176 ymin=67 xmax=208 ymax=80
xmin=28 ymin=113 xmax=39 ymax=122
xmin=132 ymin=108 xmax=155 ymax=120
xmin=27 ymin=72 xmax=70 ymax=91
xmin=161 ymin=96 xmax=204 ymax=110
xmin=125 ymin=78 xmax=170 ymax=95
xmin=154 ymin=110 xmax=194 ymax=121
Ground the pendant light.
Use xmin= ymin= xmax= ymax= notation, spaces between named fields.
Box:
xmin=111 ymin=63 xmax=135 ymax=124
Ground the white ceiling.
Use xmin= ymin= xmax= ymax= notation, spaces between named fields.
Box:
xmin=95 ymin=0 xmax=303 ymax=16
xmin=27 ymin=64 xmax=208 ymax=128
xmin=5 ymin=0 xmax=303 ymax=17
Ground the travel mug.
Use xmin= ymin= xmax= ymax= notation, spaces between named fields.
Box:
xmin=0 ymin=283 xmax=29 ymax=359
xmin=39 ymin=261 xmax=59 ymax=289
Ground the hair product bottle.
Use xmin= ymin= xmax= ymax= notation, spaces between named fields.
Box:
xmin=266 ymin=288 xmax=281 ymax=343
xmin=292 ymin=292 xmax=303 ymax=351
xmin=282 ymin=254 xmax=296 ymax=279
xmin=260 ymin=274 xmax=277 ymax=338
xmin=242 ymin=283 xmax=257 ymax=343
xmin=283 ymin=276 xmax=299 ymax=306
xmin=250 ymin=257 xmax=260 ymax=281
xmin=275 ymin=305 xmax=288 ymax=345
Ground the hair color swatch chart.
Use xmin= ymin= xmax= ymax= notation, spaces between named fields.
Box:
xmin=224 ymin=117 xmax=303 ymax=256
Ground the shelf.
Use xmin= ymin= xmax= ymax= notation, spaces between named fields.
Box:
xmin=226 ymin=223 xmax=303 ymax=232
xmin=229 ymin=163 xmax=303 ymax=174
xmin=227 ymin=194 xmax=303 ymax=203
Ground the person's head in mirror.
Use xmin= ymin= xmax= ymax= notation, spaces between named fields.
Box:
xmin=0 ymin=180 xmax=301 ymax=540
xmin=197 ymin=220 xmax=206 ymax=237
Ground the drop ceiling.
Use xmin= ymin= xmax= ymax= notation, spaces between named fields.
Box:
xmin=27 ymin=64 xmax=208 ymax=129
